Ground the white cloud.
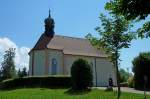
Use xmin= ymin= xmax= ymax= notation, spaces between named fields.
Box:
xmin=0 ymin=37 xmax=30 ymax=70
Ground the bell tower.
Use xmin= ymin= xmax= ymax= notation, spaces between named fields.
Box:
xmin=44 ymin=10 xmax=55 ymax=37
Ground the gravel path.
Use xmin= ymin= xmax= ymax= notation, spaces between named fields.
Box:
xmin=94 ymin=87 xmax=150 ymax=95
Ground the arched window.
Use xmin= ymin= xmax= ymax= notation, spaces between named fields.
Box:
xmin=51 ymin=58 xmax=57 ymax=75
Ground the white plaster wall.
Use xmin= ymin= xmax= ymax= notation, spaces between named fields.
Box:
xmin=64 ymin=55 xmax=116 ymax=87
xmin=33 ymin=50 xmax=45 ymax=76
xmin=29 ymin=53 xmax=32 ymax=76
xmin=29 ymin=49 xmax=116 ymax=86
xmin=48 ymin=49 xmax=63 ymax=75
xmin=96 ymin=58 xmax=117 ymax=86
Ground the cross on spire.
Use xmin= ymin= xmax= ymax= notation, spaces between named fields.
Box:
xmin=49 ymin=9 xmax=51 ymax=18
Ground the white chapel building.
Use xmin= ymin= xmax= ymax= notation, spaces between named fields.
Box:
xmin=29 ymin=12 xmax=117 ymax=87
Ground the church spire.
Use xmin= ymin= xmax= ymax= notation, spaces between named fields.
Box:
xmin=44 ymin=10 xmax=55 ymax=37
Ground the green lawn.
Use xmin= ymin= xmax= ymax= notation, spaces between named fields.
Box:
xmin=0 ymin=88 xmax=149 ymax=99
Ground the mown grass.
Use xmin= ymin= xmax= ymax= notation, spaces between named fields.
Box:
xmin=0 ymin=88 xmax=149 ymax=99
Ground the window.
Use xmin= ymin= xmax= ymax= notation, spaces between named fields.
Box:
xmin=51 ymin=58 xmax=57 ymax=75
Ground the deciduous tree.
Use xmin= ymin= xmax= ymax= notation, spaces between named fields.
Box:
xmin=87 ymin=14 xmax=134 ymax=99
xmin=132 ymin=52 xmax=150 ymax=89
xmin=0 ymin=48 xmax=16 ymax=81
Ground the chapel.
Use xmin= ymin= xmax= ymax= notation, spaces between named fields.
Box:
xmin=29 ymin=11 xmax=117 ymax=86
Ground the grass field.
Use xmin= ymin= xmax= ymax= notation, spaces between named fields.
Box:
xmin=0 ymin=88 xmax=149 ymax=99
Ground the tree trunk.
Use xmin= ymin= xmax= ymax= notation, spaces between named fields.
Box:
xmin=115 ymin=50 xmax=121 ymax=99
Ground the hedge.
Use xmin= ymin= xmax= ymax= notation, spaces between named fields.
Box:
xmin=0 ymin=76 xmax=72 ymax=90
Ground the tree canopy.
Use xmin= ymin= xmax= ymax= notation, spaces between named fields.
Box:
xmin=86 ymin=15 xmax=134 ymax=57
xmin=105 ymin=0 xmax=150 ymax=38
xmin=105 ymin=0 xmax=150 ymax=20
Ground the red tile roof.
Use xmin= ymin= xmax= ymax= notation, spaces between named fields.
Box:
xmin=30 ymin=34 xmax=107 ymax=57
xmin=33 ymin=33 xmax=53 ymax=50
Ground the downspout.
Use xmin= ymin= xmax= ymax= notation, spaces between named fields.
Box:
xmin=62 ymin=51 xmax=65 ymax=75
xmin=32 ymin=51 xmax=35 ymax=76
xmin=45 ymin=49 xmax=48 ymax=75
xmin=94 ymin=57 xmax=97 ymax=87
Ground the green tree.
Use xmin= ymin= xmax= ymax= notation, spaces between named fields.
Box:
xmin=17 ymin=67 xmax=28 ymax=78
xmin=119 ymin=68 xmax=131 ymax=83
xmin=0 ymin=48 xmax=16 ymax=81
xmin=105 ymin=0 xmax=150 ymax=20
xmin=132 ymin=52 xmax=150 ymax=89
xmin=17 ymin=69 xmax=22 ymax=78
xmin=71 ymin=58 xmax=93 ymax=90
xmin=85 ymin=33 xmax=99 ymax=48
xmin=22 ymin=67 xmax=28 ymax=77
xmin=105 ymin=0 xmax=150 ymax=38
xmin=87 ymin=14 xmax=134 ymax=99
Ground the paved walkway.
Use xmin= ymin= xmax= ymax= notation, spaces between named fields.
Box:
xmin=94 ymin=87 xmax=150 ymax=95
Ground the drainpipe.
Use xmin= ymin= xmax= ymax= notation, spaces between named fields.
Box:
xmin=94 ymin=57 xmax=97 ymax=87
xmin=32 ymin=51 xmax=35 ymax=76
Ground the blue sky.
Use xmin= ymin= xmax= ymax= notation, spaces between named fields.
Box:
xmin=0 ymin=0 xmax=150 ymax=71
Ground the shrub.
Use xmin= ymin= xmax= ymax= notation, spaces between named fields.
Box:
xmin=127 ymin=76 xmax=134 ymax=88
xmin=132 ymin=52 xmax=150 ymax=89
xmin=71 ymin=58 xmax=93 ymax=90
xmin=119 ymin=68 xmax=130 ymax=83
xmin=105 ymin=87 xmax=113 ymax=91
xmin=0 ymin=76 xmax=71 ymax=90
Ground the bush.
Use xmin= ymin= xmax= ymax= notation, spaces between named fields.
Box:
xmin=132 ymin=52 xmax=150 ymax=89
xmin=127 ymin=76 xmax=134 ymax=88
xmin=0 ymin=76 xmax=71 ymax=90
xmin=119 ymin=68 xmax=130 ymax=83
xmin=71 ymin=58 xmax=93 ymax=90
xmin=105 ymin=87 xmax=113 ymax=91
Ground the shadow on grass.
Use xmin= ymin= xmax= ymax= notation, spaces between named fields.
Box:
xmin=134 ymin=88 xmax=150 ymax=91
xmin=64 ymin=88 xmax=91 ymax=95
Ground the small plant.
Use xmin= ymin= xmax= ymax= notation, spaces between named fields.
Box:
xmin=71 ymin=58 xmax=93 ymax=90
xmin=105 ymin=87 xmax=113 ymax=91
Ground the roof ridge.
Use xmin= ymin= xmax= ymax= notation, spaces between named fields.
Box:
xmin=55 ymin=35 xmax=87 ymax=40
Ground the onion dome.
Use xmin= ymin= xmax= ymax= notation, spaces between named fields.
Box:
xmin=44 ymin=10 xmax=55 ymax=37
